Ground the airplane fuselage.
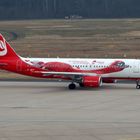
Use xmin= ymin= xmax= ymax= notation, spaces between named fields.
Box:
xmin=0 ymin=33 xmax=140 ymax=89
xmin=21 ymin=58 xmax=140 ymax=80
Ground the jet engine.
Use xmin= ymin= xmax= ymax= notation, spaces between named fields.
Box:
xmin=82 ymin=76 xmax=102 ymax=88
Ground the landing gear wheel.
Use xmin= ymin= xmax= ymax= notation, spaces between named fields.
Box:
xmin=136 ymin=80 xmax=140 ymax=89
xmin=79 ymin=83 xmax=84 ymax=87
xmin=69 ymin=83 xmax=76 ymax=90
xmin=136 ymin=85 xmax=140 ymax=89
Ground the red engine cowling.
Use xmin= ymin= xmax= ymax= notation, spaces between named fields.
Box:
xmin=82 ymin=76 xmax=102 ymax=88
xmin=102 ymin=78 xmax=117 ymax=83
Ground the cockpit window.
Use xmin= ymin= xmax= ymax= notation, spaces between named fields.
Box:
xmin=116 ymin=62 xmax=125 ymax=68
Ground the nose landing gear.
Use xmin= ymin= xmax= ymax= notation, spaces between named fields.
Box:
xmin=136 ymin=80 xmax=140 ymax=89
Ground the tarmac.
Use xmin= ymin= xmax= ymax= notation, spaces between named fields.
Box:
xmin=0 ymin=81 xmax=140 ymax=140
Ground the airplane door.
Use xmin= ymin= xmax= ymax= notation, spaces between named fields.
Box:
xmin=133 ymin=61 xmax=140 ymax=73
xmin=16 ymin=60 xmax=22 ymax=72
xmin=17 ymin=60 xmax=31 ymax=72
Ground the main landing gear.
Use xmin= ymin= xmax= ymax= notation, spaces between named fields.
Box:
xmin=68 ymin=82 xmax=85 ymax=89
xmin=136 ymin=80 xmax=140 ymax=89
xmin=68 ymin=83 xmax=76 ymax=90
xmin=79 ymin=83 xmax=84 ymax=87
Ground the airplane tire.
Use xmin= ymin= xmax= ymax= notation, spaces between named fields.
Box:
xmin=79 ymin=83 xmax=84 ymax=87
xmin=136 ymin=85 xmax=140 ymax=89
xmin=69 ymin=83 xmax=76 ymax=90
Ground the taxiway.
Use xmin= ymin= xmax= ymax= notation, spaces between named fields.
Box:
xmin=0 ymin=81 xmax=140 ymax=140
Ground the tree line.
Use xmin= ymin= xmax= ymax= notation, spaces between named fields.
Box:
xmin=0 ymin=0 xmax=140 ymax=20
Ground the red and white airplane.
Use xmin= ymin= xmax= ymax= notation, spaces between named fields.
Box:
xmin=0 ymin=34 xmax=140 ymax=89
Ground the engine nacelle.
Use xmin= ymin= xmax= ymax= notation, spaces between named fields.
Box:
xmin=82 ymin=76 xmax=102 ymax=88
xmin=102 ymin=78 xmax=117 ymax=83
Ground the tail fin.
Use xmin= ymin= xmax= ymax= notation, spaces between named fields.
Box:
xmin=0 ymin=34 xmax=19 ymax=58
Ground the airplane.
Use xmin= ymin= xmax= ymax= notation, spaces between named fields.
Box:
xmin=0 ymin=33 xmax=140 ymax=90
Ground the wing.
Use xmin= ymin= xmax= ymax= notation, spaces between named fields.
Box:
xmin=34 ymin=71 xmax=97 ymax=78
